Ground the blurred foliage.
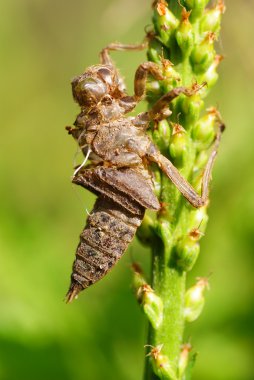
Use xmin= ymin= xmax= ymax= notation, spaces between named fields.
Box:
xmin=0 ymin=0 xmax=253 ymax=379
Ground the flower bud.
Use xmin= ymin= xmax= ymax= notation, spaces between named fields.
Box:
xmin=202 ymin=55 xmax=223 ymax=88
xmin=176 ymin=9 xmax=194 ymax=57
xmin=183 ymin=0 xmax=210 ymax=20
xmin=191 ymin=32 xmax=216 ymax=74
xmin=155 ymin=220 xmax=172 ymax=249
xmin=162 ymin=60 xmax=182 ymax=90
xmin=132 ymin=265 xmax=163 ymax=328
xmin=184 ymin=277 xmax=209 ymax=322
xmin=146 ymin=80 xmax=162 ymax=98
xmin=181 ymin=94 xmax=204 ymax=127
xmin=192 ymin=108 xmax=216 ymax=150
xmin=142 ymin=285 xmax=164 ymax=329
xmin=153 ymin=1 xmax=179 ymax=47
xmin=153 ymin=119 xmax=171 ymax=155
xmin=188 ymin=206 xmax=208 ymax=234
xmin=148 ymin=38 xmax=166 ymax=64
xmin=176 ymin=236 xmax=200 ymax=271
xmin=132 ymin=263 xmax=147 ymax=296
xmin=137 ymin=214 xmax=155 ymax=246
xmin=200 ymin=1 xmax=225 ymax=35
xmin=190 ymin=205 xmax=207 ymax=225
xmin=148 ymin=345 xmax=177 ymax=380
xmin=178 ymin=343 xmax=192 ymax=378
xmin=169 ymin=124 xmax=187 ymax=167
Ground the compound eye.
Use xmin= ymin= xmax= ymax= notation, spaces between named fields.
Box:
xmin=72 ymin=76 xmax=107 ymax=105
xmin=97 ymin=67 xmax=114 ymax=86
xmin=81 ymin=78 xmax=107 ymax=100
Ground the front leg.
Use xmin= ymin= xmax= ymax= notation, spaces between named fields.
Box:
xmin=100 ymin=41 xmax=148 ymax=66
xmin=99 ymin=42 xmax=149 ymax=100
xmin=100 ymin=42 xmax=164 ymax=103
xmin=146 ymin=123 xmax=224 ymax=208
xmin=119 ymin=61 xmax=164 ymax=114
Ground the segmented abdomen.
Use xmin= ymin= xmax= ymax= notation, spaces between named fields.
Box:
xmin=66 ymin=196 xmax=144 ymax=302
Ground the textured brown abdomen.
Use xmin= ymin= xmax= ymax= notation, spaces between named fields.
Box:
xmin=66 ymin=196 xmax=144 ymax=302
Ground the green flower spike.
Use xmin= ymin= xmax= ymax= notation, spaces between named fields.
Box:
xmin=138 ymin=1 xmax=224 ymax=379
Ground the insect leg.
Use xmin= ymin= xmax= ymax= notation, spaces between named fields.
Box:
xmin=132 ymin=84 xmax=206 ymax=125
xmin=148 ymin=84 xmax=205 ymax=120
xmin=100 ymin=41 xmax=148 ymax=65
xmin=199 ymin=122 xmax=225 ymax=203
xmin=120 ymin=61 xmax=164 ymax=113
xmin=100 ymin=42 xmax=163 ymax=98
xmin=100 ymin=42 xmax=150 ymax=100
xmin=134 ymin=62 xmax=163 ymax=100
xmin=147 ymin=123 xmax=224 ymax=208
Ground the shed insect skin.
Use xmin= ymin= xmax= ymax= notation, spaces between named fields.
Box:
xmin=65 ymin=42 xmax=224 ymax=302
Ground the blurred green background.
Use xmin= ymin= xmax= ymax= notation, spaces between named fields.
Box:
xmin=0 ymin=0 xmax=253 ymax=379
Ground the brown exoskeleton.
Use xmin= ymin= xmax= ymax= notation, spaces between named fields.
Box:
xmin=65 ymin=42 xmax=224 ymax=302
